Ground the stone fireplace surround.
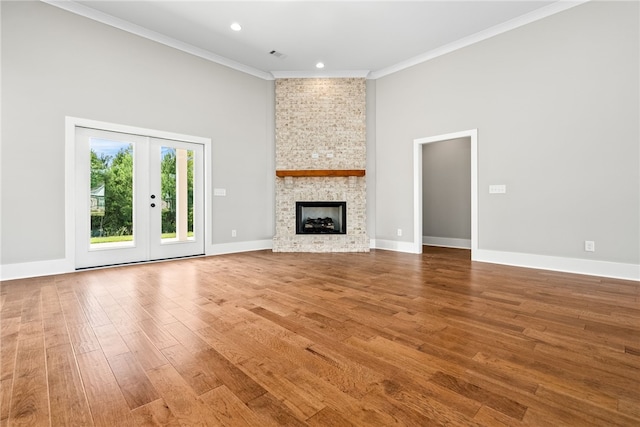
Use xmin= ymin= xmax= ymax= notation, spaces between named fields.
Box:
xmin=273 ymin=175 xmax=368 ymax=252
xmin=272 ymin=78 xmax=369 ymax=252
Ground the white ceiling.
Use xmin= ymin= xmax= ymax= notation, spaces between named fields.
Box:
xmin=49 ymin=1 xmax=583 ymax=79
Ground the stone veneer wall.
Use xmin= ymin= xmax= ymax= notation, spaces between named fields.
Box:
xmin=273 ymin=78 xmax=369 ymax=252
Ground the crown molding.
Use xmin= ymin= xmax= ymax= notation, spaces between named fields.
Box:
xmin=368 ymin=0 xmax=590 ymax=79
xmin=270 ymin=70 xmax=371 ymax=79
xmin=42 ymin=0 xmax=273 ymax=80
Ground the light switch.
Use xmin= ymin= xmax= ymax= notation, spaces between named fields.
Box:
xmin=489 ymin=184 xmax=507 ymax=194
xmin=213 ymin=188 xmax=226 ymax=196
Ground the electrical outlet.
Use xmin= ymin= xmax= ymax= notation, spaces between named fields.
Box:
xmin=312 ymin=153 xmax=319 ymax=159
xmin=231 ymin=229 xmax=237 ymax=238
xmin=397 ymin=228 xmax=402 ymax=237
xmin=585 ymin=240 xmax=595 ymax=252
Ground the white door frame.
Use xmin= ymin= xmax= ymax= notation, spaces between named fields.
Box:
xmin=65 ymin=116 xmax=212 ymax=269
xmin=413 ymin=129 xmax=478 ymax=258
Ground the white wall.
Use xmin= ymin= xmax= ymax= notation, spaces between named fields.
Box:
xmin=1 ymin=1 xmax=275 ymax=268
xmin=375 ymin=2 xmax=639 ymax=270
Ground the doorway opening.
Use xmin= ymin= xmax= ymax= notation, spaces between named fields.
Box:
xmin=413 ymin=129 xmax=478 ymax=258
xmin=422 ymin=136 xmax=471 ymax=249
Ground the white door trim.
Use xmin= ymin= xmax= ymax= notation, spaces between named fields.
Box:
xmin=413 ymin=129 xmax=478 ymax=257
xmin=65 ymin=116 xmax=212 ymax=269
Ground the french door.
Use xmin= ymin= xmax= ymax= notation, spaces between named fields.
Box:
xmin=75 ymin=126 xmax=204 ymax=268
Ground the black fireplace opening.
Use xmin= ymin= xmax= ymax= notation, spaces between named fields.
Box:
xmin=296 ymin=201 xmax=347 ymax=234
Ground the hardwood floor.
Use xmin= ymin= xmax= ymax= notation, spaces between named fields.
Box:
xmin=1 ymin=247 xmax=639 ymax=426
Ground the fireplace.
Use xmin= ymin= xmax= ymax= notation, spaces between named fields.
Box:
xmin=296 ymin=201 xmax=346 ymax=235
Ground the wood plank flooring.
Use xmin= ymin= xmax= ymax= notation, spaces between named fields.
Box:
xmin=1 ymin=247 xmax=639 ymax=426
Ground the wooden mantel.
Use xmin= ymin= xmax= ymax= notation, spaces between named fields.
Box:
xmin=276 ymin=169 xmax=365 ymax=178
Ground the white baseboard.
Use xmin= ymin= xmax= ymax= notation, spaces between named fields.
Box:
xmin=372 ymin=239 xmax=417 ymax=254
xmin=207 ymin=239 xmax=273 ymax=255
xmin=473 ymin=249 xmax=640 ymax=281
xmin=369 ymin=239 xmax=639 ymax=281
xmin=1 ymin=258 xmax=74 ymax=281
xmin=1 ymin=240 xmax=274 ymax=281
xmin=423 ymin=236 xmax=471 ymax=249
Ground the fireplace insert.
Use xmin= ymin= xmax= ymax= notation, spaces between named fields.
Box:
xmin=296 ymin=201 xmax=346 ymax=234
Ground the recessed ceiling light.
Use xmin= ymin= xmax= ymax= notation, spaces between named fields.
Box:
xmin=316 ymin=62 xmax=325 ymax=69
xmin=230 ymin=22 xmax=242 ymax=32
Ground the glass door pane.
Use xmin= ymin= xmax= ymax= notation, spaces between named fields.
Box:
xmin=89 ymin=138 xmax=134 ymax=249
xmin=160 ymin=147 xmax=195 ymax=243
xmin=75 ymin=126 xmax=148 ymax=269
xmin=149 ymin=138 xmax=204 ymax=261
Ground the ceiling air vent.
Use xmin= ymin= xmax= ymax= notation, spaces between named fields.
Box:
xmin=269 ymin=50 xmax=287 ymax=59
